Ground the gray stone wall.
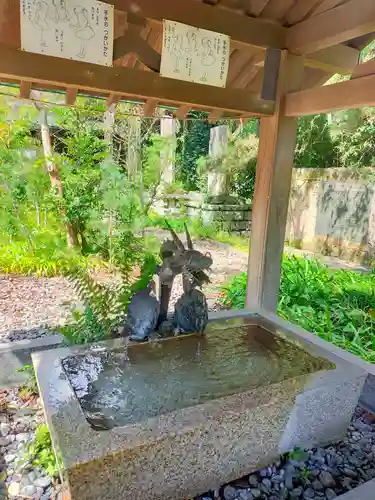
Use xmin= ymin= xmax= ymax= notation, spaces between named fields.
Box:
xmin=153 ymin=194 xmax=252 ymax=235
xmin=286 ymin=168 xmax=375 ymax=262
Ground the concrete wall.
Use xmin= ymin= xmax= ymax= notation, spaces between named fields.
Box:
xmin=286 ymin=168 xmax=375 ymax=262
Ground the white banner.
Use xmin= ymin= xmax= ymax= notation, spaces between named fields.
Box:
xmin=20 ymin=0 xmax=114 ymax=66
xmin=160 ymin=20 xmax=230 ymax=88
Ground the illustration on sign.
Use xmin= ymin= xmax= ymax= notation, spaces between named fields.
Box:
xmin=20 ymin=0 xmax=113 ymax=66
xmin=160 ymin=20 xmax=230 ymax=88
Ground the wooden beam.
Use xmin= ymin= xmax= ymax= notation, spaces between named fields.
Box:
xmin=107 ymin=93 xmax=121 ymax=107
xmin=351 ymin=57 xmax=375 ymax=79
xmin=65 ymin=88 xmax=78 ymax=105
xmin=286 ymin=0 xmax=375 ymax=54
xmin=19 ymin=80 xmax=31 ymax=98
xmin=104 ymin=0 xmax=286 ymax=50
xmin=305 ymin=45 xmax=359 ymax=74
xmin=246 ymin=52 xmax=304 ymax=312
xmin=208 ymin=109 xmax=223 ymax=123
xmin=261 ymin=48 xmax=281 ymax=101
xmin=175 ymin=105 xmax=191 ymax=119
xmin=255 ymin=45 xmax=360 ymax=75
xmin=0 ymin=46 xmax=275 ymax=116
xmin=143 ymin=98 xmax=158 ymax=116
xmin=113 ymin=29 xmax=161 ymax=71
xmin=284 ymin=73 xmax=375 ymax=116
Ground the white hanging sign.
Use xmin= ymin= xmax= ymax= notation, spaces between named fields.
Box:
xmin=20 ymin=0 xmax=114 ymax=66
xmin=160 ymin=20 xmax=230 ymax=88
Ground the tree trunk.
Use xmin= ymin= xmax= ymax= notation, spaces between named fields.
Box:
xmin=67 ymin=223 xmax=80 ymax=248
xmin=104 ymin=104 xmax=116 ymax=155
xmin=38 ymin=105 xmax=80 ymax=249
xmin=127 ymin=117 xmax=141 ymax=181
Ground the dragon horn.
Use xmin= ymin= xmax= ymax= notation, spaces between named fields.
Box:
xmin=165 ymin=219 xmax=185 ymax=251
xmin=184 ymin=222 xmax=194 ymax=250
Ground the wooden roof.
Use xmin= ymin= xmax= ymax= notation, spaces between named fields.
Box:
xmin=0 ymin=0 xmax=374 ymax=118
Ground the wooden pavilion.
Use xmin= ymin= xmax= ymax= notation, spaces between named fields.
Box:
xmin=1 ymin=0 xmax=375 ymax=312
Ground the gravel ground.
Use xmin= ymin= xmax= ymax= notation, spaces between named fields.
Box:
xmin=195 ymin=407 xmax=375 ymax=500
xmin=0 ymin=276 xmax=77 ymax=343
xmin=0 ymin=387 xmax=63 ymax=500
xmin=0 ymin=237 xmax=248 ymax=343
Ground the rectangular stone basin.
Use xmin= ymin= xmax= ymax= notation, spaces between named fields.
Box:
xmin=32 ymin=310 xmax=373 ymax=500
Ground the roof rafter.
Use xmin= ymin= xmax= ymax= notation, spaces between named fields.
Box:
xmin=103 ymin=0 xmax=286 ymax=50
xmin=286 ymin=0 xmax=375 ymax=54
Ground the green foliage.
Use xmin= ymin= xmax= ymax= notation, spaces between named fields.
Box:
xmin=17 ymin=364 xmax=38 ymax=398
xmin=26 ymin=424 xmax=58 ymax=477
xmin=0 ymin=237 xmax=99 ymax=276
xmin=54 ymin=104 xmax=107 ymax=250
xmin=176 ymin=112 xmax=212 ymax=191
xmin=294 ymin=115 xmax=337 ymax=168
xmin=222 ymin=256 xmax=375 ymax=363
xmin=61 ymin=252 xmax=157 ymax=345
xmin=330 ymin=110 xmax=375 ymax=168
xmin=147 ymin=213 xmax=249 ymax=251
xmin=61 ymin=269 xmax=130 ymax=345
xmin=288 ymin=447 xmax=309 ymax=462
xmin=196 ymin=132 xmax=258 ymax=201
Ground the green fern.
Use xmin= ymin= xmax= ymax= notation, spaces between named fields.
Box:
xmin=61 ymin=253 xmax=158 ymax=345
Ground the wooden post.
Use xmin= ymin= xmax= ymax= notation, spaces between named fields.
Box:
xmin=246 ymin=52 xmax=304 ymax=312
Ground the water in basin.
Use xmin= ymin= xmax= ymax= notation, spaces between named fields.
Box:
xmin=61 ymin=323 xmax=333 ymax=430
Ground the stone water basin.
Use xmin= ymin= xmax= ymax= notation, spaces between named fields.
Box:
xmin=61 ymin=323 xmax=332 ymax=431
xmin=32 ymin=311 xmax=371 ymax=500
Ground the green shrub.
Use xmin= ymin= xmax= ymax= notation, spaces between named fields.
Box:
xmin=0 ymin=239 xmax=102 ymax=277
xmin=17 ymin=364 xmax=38 ymax=398
xmin=222 ymin=255 xmax=375 ymax=363
xmin=26 ymin=424 xmax=58 ymax=477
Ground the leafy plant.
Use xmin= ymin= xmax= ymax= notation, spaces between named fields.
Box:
xmin=60 ymin=253 xmax=158 ymax=345
xmin=26 ymin=424 xmax=58 ymax=477
xmin=17 ymin=364 xmax=39 ymax=398
xmin=288 ymin=447 xmax=309 ymax=462
xmin=197 ymin=134 xmax=258 ymax=201
xmin=222 ymin=255 xmax=375 ymax=363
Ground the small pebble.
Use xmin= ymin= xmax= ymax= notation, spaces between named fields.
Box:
xmin=0 ymin=423 xmax=10 ymax=437
xmin=303 ymin=487 xmax=315 ymax=498
xmin=20 ymin=485 xmax=36 ymax=497
xmin=290 ymin=486 xmax=303 ymax=498
xmin=325 ymin=488 xmax=337 ymax=500
xmin=261 ymin=478 xmax=271 ymax=490
xmin=312 ymin=479 xmax=323 ymax=490
xmin=4 ymin=454 xmax=16 ymax=464
xmin=7 ymin=482 xmax=20 ymax=498
xmin=319 ymin=471 xmax=335 ymax=488
xmin=223 ymin=485 xmax=238 ymax=500
xmin=248 ymin=475 xmax=258 ymax=487
xmin=238 ymin=491 xmax=253 ymax=500
xmin=34 ymin=476 xmax=52 ymax=489
xmin=249 ymin=489 xmax=261 ymax=499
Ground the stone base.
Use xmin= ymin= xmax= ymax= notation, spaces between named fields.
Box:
xmin=0 ymin=334 xmax=63 ymax=387
xmin=33 ymin=311 xmax=371 ymax=500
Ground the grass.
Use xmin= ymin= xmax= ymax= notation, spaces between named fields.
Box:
xmin=147 ymin=213 xmax=249 ymax=251
xmin=222 ymin=255 xmax=375 ymax=363
xmin=0 ymin=239 xmax=104 ymax=277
